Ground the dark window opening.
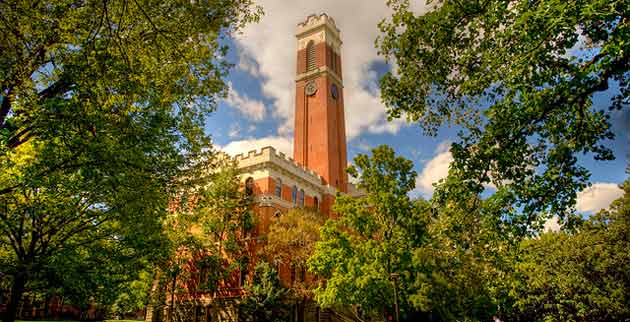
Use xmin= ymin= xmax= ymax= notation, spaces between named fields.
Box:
xmin=245 ymin=177 xmax=255 ymax=196
xmin=299 ymin=266 xmax=306 ymax=282
xmin=275 ymin=178 xmax=282 ymax=197
xmin=330 ymin=48 xmax=336 ymax=72
xmin=291 ymin=185 xmax=298 ymax=204
xmin=299 ymin=189 xmax=305 ymax=207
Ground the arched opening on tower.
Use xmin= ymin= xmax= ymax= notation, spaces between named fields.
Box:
xmin=306 ymin=40 xmax=316 ymax=72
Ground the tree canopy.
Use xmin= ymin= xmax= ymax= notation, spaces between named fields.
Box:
xmin=378 ymin=0 xmax=629 ymax=225
xmin=308 ymin=145 xmax=429 ymax=321
xmin=0 ymin=1 xmax=261 ymax=321
xmin=505 ymin=179 xmax=630 ymax=322
xmin=262 ymin=208 xmax=324 ymax=298
xmin=154 ymin=161 xmax=254 ymax=322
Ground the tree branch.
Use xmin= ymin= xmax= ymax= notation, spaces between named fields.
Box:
xmin=0 ymin=87 xmax=12 ymax=127
xmin=38 ymin=77 xmax=73 ymax=100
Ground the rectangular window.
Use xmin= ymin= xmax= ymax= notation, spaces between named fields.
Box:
xmin=299 ymin=189 xmax=305 ymax=207
xmin=275 ymin=179 xmax=282 ymax=197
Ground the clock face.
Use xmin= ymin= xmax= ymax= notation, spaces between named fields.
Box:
xmin=305 ymin=81 xmax=317 ymax=96
xmin=331 ymin=84 xmax=338 ymax=99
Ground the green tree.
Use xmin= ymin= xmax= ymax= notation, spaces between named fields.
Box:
xmin=378 ymin=0 xmax=629 ymax=226
xmin=308 ymin=145 xmax=429 ymax=321
xmin=505 ymin=179 xmax=630 ymax=322
xmin=238 ymin=261 xmax=291 ymax=322
xmin=0 ymin=1 xmax=261 ymax=321
xmin=0 ymin=142 xmax=170 ymax=322
xmin=148 ymin=160 xmax=255 ymax=322
xmin=410 ymin=175 xmax=513 ymax=322
xmin=110 ymin=270 xmax=154 ymax=319
xmin=261 ymin=208 xmax=325 ymax=320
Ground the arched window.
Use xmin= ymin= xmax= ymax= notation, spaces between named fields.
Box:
xmin=299 ymin=266 xmax=306 ymax=282
xmin=239 ymin=257 xmax=249 ymax=287
xmin=330 ymin=47 xmax=336 ymax=72
xmin=306 ymin=40 xmax=316 ymax=72
xmin=274 ymin=210 xmax=282 ymax=218
xmin=291 ymin=186 xmax=298 ymax=204
xmin=299 ymin=189 xmax=305 ymax=207
xmin=275 ymin=178 xmax=282 ymax=198
xmin=313 ymin=196 xmax=319 ymax=210
xmin=245 ymin=177 xmax=255 ymax=196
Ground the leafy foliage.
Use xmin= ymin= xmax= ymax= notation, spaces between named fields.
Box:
xmin=0 ymin=1 xmax=261 ymax=321
xmin=262 ymin=208 xmax=325 ymax=299
xmin=308 ymin=145 xmax=428 ymax=321
xmin=111 ymin=270 xmax=154 ymax=319
xmin=0 ymin=140 xmax=169 ymax=319
xmin=410 ymin=176 xmax=512 ymax=321
xmin=505 ymin=180 xmax=630 ymax=322
xmin=238 ymin=261 xmax=291 ymax=322
xmin=158 ymin=161 xmax=255 ymax=322
xmin=378 ymin=0 xmax=629 ymax=224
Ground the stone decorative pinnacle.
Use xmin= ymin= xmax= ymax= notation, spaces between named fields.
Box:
xmin=297 ymin=13 xmax=340 ymax=33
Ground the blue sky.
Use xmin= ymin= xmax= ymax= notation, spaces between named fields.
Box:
xmin=205 ymin=0 xmax=628 ymax=213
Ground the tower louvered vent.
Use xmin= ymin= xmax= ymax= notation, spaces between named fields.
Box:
xmin=307 ymin=41 xmax=316 ymax=72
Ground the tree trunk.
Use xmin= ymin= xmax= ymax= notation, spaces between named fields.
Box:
xmin=58 ymin=296 xmax=65 ymax=320
xmin=145 ymin=270 xmax=163 ymax=322
xmin=299 ymin=297 xmax=306 ymax=322
xmin=43 ymin=293 xmax=50 ymax=319
xmin=3 ymin=270 xmax=27 ymax=322
xmin=168 ymin=275 xmax=177 ymax=322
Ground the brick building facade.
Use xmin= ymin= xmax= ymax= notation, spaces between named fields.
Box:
xmin=156 ymin=14 xmax=362 ymax=322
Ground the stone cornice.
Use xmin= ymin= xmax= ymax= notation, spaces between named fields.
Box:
xmin=296 ymin=66 xmax=343 ymax=86
xmin=256 ymin=194 xmax=295 ymax=209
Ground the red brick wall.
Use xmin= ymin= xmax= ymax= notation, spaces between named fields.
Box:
xmin=294 ymin=75 xmax=348 ymax=192
xmin=252 ymin=177 xmax=272 ymax=194
xmin=294 ymin=40 xmax=348 ymax=192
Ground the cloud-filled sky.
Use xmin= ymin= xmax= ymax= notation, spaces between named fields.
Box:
xmin=205 ymin=0 xmax=629 ymax=214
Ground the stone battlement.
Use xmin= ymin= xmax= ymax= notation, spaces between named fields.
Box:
xmin=233 ymin=146 xmax=335 ymax=192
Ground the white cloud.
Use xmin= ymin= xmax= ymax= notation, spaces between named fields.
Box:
xmin=576 ymin=183 xmax=623 ymax=213
xmin=224 ymin=83 xmax=266 ymax=121
xmin=416 ymin=142 xmax=453 ymax=194
xmin=220 ymin=136 xmax=293 ymax=156
xmin=228 ymin=124 xmax=241 ymax=138
xmin=414 ymin=141 xmax=502 ymax=196
xmin=237 ymin=51 xmax=262 ymax=78
xmin=233 ymin=1 xmax=431 ymax=139
xmin=543 ymin=215 xmax=561 ymax=233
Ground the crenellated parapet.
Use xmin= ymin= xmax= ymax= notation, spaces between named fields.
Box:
xmin=232 ymin=146 xmax=336 ymax=195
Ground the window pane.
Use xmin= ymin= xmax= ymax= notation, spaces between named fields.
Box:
xmin=275 ymin=179 xmax=282 ymax=197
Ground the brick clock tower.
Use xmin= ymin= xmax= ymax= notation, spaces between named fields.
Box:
xmin=294 ymin=14 xmax=348 ymax=193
